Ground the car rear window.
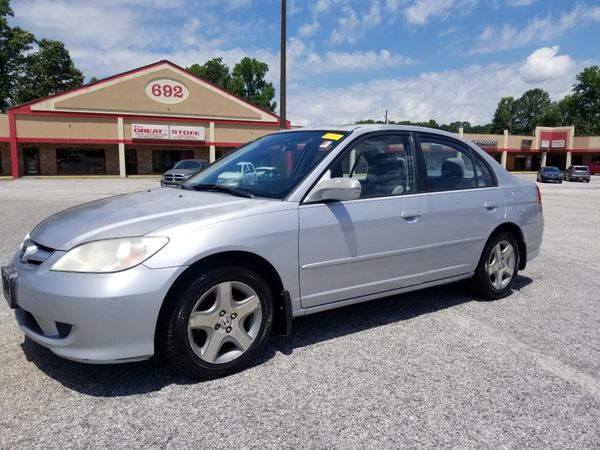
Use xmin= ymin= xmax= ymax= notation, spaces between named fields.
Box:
xmin=574 ymin=166 xmax=589 ymax=171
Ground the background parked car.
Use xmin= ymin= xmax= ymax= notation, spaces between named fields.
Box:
xmin=256 ymin=166 xmax=281 ymax=180
xmin=161 ymin=159 xmax=209 ymax=187
xmin=589 ymin=161 xmax=600 ymax=175
xmin=537 ymin=166 xmax=563 ymax=183
xmin=216 ymin=161 xmax=257 ymax=186
xmin=564 ymin=165 xmax=591 ymax=182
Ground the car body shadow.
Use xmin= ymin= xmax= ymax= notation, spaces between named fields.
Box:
xmin=20 ymin=275 xmax=531 ymax=397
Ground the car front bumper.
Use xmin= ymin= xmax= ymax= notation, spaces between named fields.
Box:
xmin=540 ymin=176 xmax=562 ymax=182
xmin=3 ymin=255 xmax=186 ymax=364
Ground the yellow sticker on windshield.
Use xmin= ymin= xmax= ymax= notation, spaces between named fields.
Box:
xmin=322 ymin=133 xmax=344 ymax=141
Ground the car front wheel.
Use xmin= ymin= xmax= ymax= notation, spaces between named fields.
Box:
xmin=159 ymin=266 xmax=273 ymax=379
xmin=473 ymin=232 xmax=519 ymax=299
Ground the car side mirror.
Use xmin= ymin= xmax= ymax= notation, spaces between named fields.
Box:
xmin=304 ymin=177 xmax=362 ymax=203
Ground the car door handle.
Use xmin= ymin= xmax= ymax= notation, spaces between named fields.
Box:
xmin=484 ymin=201 xmax=498 ymax=210
xmin=401 ymin=209 xmax=422 ymax=220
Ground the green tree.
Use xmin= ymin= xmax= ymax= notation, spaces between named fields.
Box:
xmin=513 ymin=88 xmax=551 ymax=135
xmin=539 ymin=101 xmax=562 ymax=127
xmin=14 ymin=39 xmax=84 ymax=104
xmin=0 ymin=0 xmax=35 ymax=111
xmin=187 ymin=57 xmax=231 ymax=89
xmin=491 ymin=96 xmax=516 ymax=134
xmin=569 ymin=66 xmax=600 ymax=135
xmin=228 ymin=57 xmax=276 ymax=112
xmin=88 ymin=76 xmax=99 ymax=84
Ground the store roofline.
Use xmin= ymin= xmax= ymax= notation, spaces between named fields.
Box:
xmin=8 ymin=59 xmax=291 ymax=128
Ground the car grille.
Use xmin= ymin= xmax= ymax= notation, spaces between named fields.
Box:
xmin=19 ymin=239 xmax=55 ymax=266
xmin=163 ymin=174 xmax=186 ymax=182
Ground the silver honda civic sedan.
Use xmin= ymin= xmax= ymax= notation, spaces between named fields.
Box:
xmin=2 ymin=125 xmax=544 ymax=379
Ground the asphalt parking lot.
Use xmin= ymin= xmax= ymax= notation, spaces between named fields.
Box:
xmin=1 ymin=175 xmax=599 ymax=449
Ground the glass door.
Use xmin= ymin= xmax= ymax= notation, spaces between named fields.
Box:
xmin=23 ymin=148 xmax=40 ymax=175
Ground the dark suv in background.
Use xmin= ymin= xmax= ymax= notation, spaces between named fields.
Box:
xmin=160 ymin=159 xmax=209 ymax=187
xmin=564 ymin=165 xmax=591 ymax=183
xmin=537 ymin=166 xmax=563 ymax=183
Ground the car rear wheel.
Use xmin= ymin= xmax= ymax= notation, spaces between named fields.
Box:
xmin=473 ymin=232 xmax=519 ymax=300
xmin=159 ymin=267 xmax=273 ymax=379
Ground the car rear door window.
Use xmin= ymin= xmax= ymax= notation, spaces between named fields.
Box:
xmin=418 ymin=136 xmax=494 ymax=191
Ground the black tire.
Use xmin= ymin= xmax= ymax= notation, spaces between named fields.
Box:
xmin=158 ymin=266 xmax=274 ymax=379
xmin=559 ymin=180 xmax=563 ymax=184
xmin=473 ymin=231 xmax=520 ymax=300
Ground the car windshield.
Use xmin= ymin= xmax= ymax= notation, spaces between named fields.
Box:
xmin=542 ymin=167 xmax=560 ymax=172
xmin=174 ymin=160 xmax=202 ymax=170
xmin=183 ymin=130 xmax=349 ymax=199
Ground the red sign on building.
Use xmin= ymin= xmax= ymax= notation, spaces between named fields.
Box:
xmin=540 ymin=131 xmax=568 ymax=150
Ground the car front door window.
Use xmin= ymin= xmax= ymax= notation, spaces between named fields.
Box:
xmin=326 ymin=134 xmax=417 ymax=198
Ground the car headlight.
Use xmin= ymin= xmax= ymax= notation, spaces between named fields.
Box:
xmin=51 ymin=237 xmax=169 ymax=273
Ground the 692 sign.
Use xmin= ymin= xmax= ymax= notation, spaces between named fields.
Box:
xmin=145 ymin=78 xmax=189 ymax=104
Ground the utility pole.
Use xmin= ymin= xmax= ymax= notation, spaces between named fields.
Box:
xmin=279 ymin=0 xmax=287 ymax=129
xmin=384 ymin=109 xmax=388 ymax=124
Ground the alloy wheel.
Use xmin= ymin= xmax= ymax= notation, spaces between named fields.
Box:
xmin=485 ymin=240 xmax=516 ymax=290
xmin=187 ymin=281 xmax=262 ymax=364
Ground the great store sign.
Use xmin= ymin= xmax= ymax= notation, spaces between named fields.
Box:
xmin=132 ymin=124 xmax=206 ymax=141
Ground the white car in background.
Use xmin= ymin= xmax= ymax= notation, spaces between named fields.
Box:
xmin=216 ymin=161 xmax=257 ymax=186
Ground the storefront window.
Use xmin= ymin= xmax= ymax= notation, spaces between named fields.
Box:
xmin=152 ymin=150 xmax=194 ymax=173
xmin=56 ymin=149 xmax=106 ymax=175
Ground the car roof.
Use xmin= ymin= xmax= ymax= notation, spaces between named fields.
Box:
xmin=289 ymin=124 xmax=459 ymax=135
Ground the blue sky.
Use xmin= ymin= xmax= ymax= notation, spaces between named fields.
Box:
xmin=9 ymin=0 xmax=600 ymax=125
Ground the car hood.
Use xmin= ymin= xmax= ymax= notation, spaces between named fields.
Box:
xmin=30 ymin=188 xmax=270 ymax=251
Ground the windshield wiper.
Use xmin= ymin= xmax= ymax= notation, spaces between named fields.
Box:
xmin=190 ymin=184 xmax=254 ymax=198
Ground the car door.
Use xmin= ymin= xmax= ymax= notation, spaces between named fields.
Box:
xmin=417 ymin=134 xmax=506 ymax=280
xmin=298 ymin=133 xmax=433 ymax=309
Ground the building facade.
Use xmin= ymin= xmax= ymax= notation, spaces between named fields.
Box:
xmin=0 ymin=60 xmax=288 ymax=177
xmin=460 ymin=126 xmax=600 ymax=171
xmin=1 ymin=61 xmax=599 ymax=177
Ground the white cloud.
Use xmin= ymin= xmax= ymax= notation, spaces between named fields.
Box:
xmin=325 ymin=49 xmax=414 ymax=71
xmin=403 ymin=0 xmax=476 ymax=25
xmin=287 ymin=38 xmax=413 ymax=75
xmin=505 ymin=0 xmax=536 ymax=6
xmin=519 ymin=46 xmax=575 ymax=83
xmin=472 ymin=5 xmax=600 ymax=53
xmin=299 ymin=20 xmax=320 ymax=38
xmin=313 ymin=0 xmax=343 ymax=13
xmin=12 ymin=0 xmax=167 ymax=50
xmin=288 ymin=47 xmax=587 ymax=126
xmin=330 ymin=2 xmax=382 ymax=44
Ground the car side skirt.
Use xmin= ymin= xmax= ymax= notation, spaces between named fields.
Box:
xmin=293 ymin=272 xmax=473 ymax=318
